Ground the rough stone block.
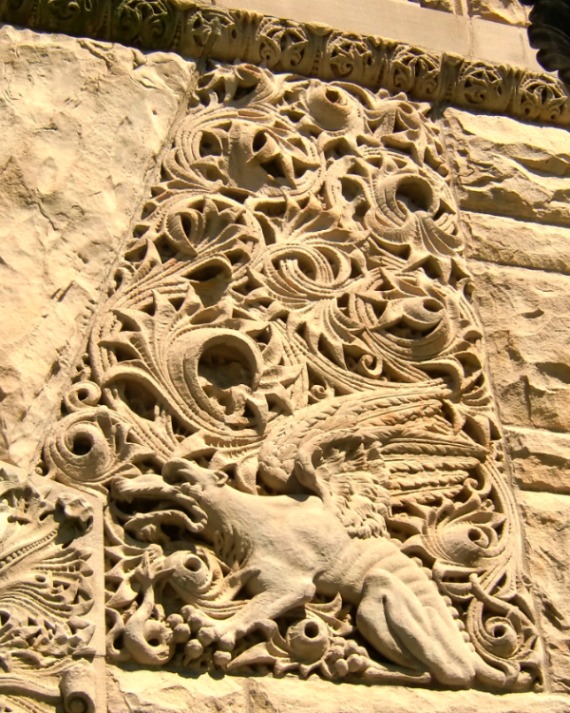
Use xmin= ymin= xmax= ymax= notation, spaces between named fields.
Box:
xmin=443 ymin=109 xmax=570 ymax=226
xmin=518 ymin=491 xmax=570 ymax=693
xmin=462 ymin=212 xmax=570 ymax=274
xmin=106 ymin=668 xmax=570 ymax=712
xmin=0 ymin=26 xmax=195 ymax=469
xmin=506 ymin=426 xmax=570 ymax=493
xmin=469 ymin=262 xmax=570 ymax=432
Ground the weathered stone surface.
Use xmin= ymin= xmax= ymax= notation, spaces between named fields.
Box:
xmin=443 ymin=109 xmax=570 ymax=225
xmin=39 ymin=63 xmax=539 ymax=692
xmin=470 ymin=262 xmax=570 ymax=432
xmin=506 ymin=426 xmax=570 ymax=493
xmin=107 ymin=669 xmax=248 ymax=713
xmin=107 ymin=668 xmax=570 ymax=712
xmin=0 ymin=26 xmax=194 ymax=469
xmin=463 ymin=212 xmax=570 ymax=274
xmin=518 ymin=491 xmax=570 ymax=693
xmin=467 ymin=0 xmax=527 ymax=25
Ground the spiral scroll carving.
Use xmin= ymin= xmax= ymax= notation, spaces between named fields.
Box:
xmin=40 ymin=64 xmax=542 ymax=691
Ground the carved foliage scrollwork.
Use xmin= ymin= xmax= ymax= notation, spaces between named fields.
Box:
xmin=0 ymin=466 xmax=98 ymax=713
xmin=40 ymin=64 xmax=542 ymax=690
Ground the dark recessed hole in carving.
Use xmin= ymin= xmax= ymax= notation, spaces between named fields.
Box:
xmin=189 ymin=264 xmax=226 ymax=283
xmin=71 ymin=433 xmax=93 ymax=456
xmin=153 ymin=236 xmax=178 ymax=261
xmin=137 ymin=458 xmax=164 ymax=475
xmin=353 ymin=199 xmax=369 ymax=220
xmin=419 ymin=259 xmax=440 ymax=281
xmin=262 ymin=157 xmax=288 ymax=182
xmin=264 ymin=395 xmax=282 ymax=416
xmin=121 ymin=383 xmax=158 ymax=421
xmin=163 ymin=524 xmax=186 ymax=542
xmin=253 ymin=131 xmax=268 ymax=153
xmin=141 ymin=199 xmax=158 ymax=220
xmin=133 ymin=223 xmax=148 ymax=238
xmin=198 ymin=346 xmax=252 ymax=390
xmin=199 ymin=131 xmax=222 ymax=157
xmin=365 ymin=155 xmax=383 ymax=170
xmin=221 ymin=187 xmax=247 ymax=204
xmin=140 ymin=301 xmax=157 ymax=317
xmin=462 ymin=417 xmax=487 ymax=447
xmin=423 ymin=299 xmax=443 ymax=313
xmin=458 ymin=353 xmax=482 ymax=379
xmin=340 ymin=177 xmax=361 ymax=203
xmin=256 ymin=200 xmax=288 ymax=219
xmin=325 ymin=88 xmax=341 ymax=104
xmin=124 ymin=241 xmax=148 ymax=263
xmin=432 ymin=204 xmax=449 ymax=222
xmin=0 ymin=610 xmax=10 ymax=626
xmin=151 ymin=183 xmax=167 ymax=199
xmin=169 ymin=296 xmax=184 ymax=311
xmin=242 ymin=402 xmax=258 ymax=424
xmin=317 ymin=335 xmax=341 ymax=365
xmin=395 ymin=177 xmax=433 ymax=212
xmin=291 ymin=157 xmax=309 ymax=179
xmin=185 ymin=556 xmax=202 ymax=572
xmin=112 ymin=345 xmax=136 ymax=364
xmin=178 ymin=213 xmax=193 ymax=238
xmin=201 ymin=165 xmax=225 ymax=183
xmin=324 ymin=138 xmax=352 ymax=160
xmin=227 ymin=249 xmax=250 ymax=269
xmin=287 ymin=109 xmax=305 ymax=123
xmin=304 ymin=620 xmax=320 ymax=638
xmin=293 ymin=256 xmax=316 ymax=280
xmin=232 ymin=82 xmax=258 ymax=103
xmin=467 ymin=528 xmax=482 ymax=543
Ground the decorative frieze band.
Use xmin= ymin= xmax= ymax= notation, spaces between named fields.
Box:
xmin=1 ymin=0 xmax=569 ymax=125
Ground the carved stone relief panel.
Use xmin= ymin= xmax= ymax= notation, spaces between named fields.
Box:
xmin=38 ymin=63 xmax=542 ymax=692
xmin=0 ymin=463 xmax=103 ymax=712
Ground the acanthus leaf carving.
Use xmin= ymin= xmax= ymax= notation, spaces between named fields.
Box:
xmin=0 ymin=464 xmax=100 ymax=713
xmin=38 ymin=63 xmax=543 ymax=692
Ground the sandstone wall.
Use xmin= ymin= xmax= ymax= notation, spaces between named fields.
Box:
xmin=0 ymin=20 xmax=569 ymax=713
xmin=441 ymin=107 xmax=570 ymax=694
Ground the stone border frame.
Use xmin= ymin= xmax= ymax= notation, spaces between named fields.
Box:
xmin=1 ymin=0 xmax=569 ymax=125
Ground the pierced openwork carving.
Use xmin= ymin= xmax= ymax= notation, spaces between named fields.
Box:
xmin=40 ymin=63 xmax=542 ymax=690
xmin=0 ymin=465 xmax=98 ymax=713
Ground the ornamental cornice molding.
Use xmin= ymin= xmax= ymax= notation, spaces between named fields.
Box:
xmin=0 ymin=0 xmax=569 ymax=126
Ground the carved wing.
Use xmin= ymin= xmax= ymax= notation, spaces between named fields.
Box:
xmin=258 ymin=380 xmax=487 ymax=537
